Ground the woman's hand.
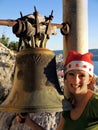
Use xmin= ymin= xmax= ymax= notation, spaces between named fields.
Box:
xmin=16 ymin=113 xmax=28 ymax=123
xmin=16 ymin=113 xmax=45 ymax=130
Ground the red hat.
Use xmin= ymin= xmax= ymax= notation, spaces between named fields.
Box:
xmin=64 ymin=50 xmax=94 ymax=76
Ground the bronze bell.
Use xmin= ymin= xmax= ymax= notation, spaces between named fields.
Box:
xmin=0 ymin=48 xmax=71 ymax=113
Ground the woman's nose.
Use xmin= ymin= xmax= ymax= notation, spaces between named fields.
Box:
xmin=74 ymin=75 xmax=80 ymax=84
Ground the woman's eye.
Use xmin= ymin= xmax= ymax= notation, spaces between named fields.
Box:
xmin=80 ymin=74 xmax=85 ymax=78
xmin=68 ymin=73 xmax=74 ymax=76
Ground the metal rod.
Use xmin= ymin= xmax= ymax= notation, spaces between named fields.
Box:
xmin=0 ymin=19 xmax=17 ymax=26
xmin=0 ymin=19 xmax=63 ymax=29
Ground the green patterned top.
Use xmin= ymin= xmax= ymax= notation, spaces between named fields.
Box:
xmin=62 ymin=93 xmax=98 ymax=130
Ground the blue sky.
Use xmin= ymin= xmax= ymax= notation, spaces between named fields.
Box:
xmin=0 ymin=0 xmax=98 ymax=50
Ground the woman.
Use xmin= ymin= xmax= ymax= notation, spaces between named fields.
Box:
xmin=16 ymin=50 xmax=98 ymax=130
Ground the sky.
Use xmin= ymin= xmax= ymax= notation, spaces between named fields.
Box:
xmin=0 ymin=0 xmax=98 ymax=50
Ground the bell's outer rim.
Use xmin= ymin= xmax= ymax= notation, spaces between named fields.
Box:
xmin=0 ymin=105 xmax=71 ymax=113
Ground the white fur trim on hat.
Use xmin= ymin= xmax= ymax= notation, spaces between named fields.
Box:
xmin=65 ymin=61 xmax=94 ymax=76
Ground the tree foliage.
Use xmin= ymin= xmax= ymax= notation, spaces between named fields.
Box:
xmin=0 ymin=34 xmax=9 ymax=47
xmin=0 ymin=34 xmax=19 ymax=51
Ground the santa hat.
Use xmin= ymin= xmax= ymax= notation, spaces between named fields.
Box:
xmin=64 ymin=50 xmax=94 ymax=77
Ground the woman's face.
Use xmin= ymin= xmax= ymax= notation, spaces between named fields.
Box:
xmin=65 ymin=70 xmax=91 ymax=95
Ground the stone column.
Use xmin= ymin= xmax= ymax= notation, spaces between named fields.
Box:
xmin=63 ymin=0 xmax=88 ymax=61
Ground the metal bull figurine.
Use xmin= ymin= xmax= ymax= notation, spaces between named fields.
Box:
xmin=0 ymin=7 xmax=71 ymax=112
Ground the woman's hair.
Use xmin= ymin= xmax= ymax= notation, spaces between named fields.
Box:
xmin=88 ymin=75 xmax=95 ymax=90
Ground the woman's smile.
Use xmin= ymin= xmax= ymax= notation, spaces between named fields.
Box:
xmin=71 ymin=84 xmax=80 ymax=88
